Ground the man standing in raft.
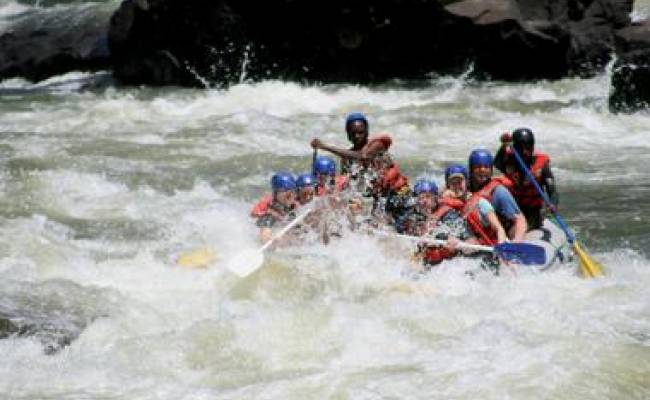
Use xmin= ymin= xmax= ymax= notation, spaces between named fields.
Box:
xmin=310 ymin=112 xmax=410 ymax=224
xmin=494 ymin=127 xmax=558 ymax=230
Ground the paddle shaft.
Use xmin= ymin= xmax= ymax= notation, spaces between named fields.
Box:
xmin=260 ymin=203 xmax=314 ymax=252
xmin=509 ymin=147 xmax=576 ymax=244
xmin=376 ymin=230 xmax=494 ymax=252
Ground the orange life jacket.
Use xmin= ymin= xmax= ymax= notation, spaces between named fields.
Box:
xmin=252 ymin=195 xmax=301 ymax=222
xmin=418 ymin=198 xmax=465 ymax=265
xmin=379 ymin=163 xmax=409 ymax=192
xmin=250 ymin=194 xmax=273 ymax=217
xmin=262 ymin=199 xmax=301 ymax=225
xmin=430 ymin=197 xmax=464 ymax=222
xmin=343 ymin=134 xmax=408 ymax=192
xmin=422 ymin=198 xmax=465 ymax=265
xmin=421 ymin=245 xmax=457 ymax=266
xmin=504 ymin=152 xmax=550 ymax=208
xmin=462 ymin=177 xmax=512 ymax=246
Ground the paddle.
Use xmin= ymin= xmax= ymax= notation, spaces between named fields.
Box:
xmin=376 ymin=231 xmax=547 ymax=265
xmin=179 ymin=151 xmax=319 ymax=270
xmin=177 ymin=247 xmax=217 ymax=269
xmin=509 ymin=147 xmax=604 ymax=277
xmin=226 ymin=202 xmax=315 ymax=277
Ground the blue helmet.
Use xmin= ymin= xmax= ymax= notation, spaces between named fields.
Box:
xmin=413 ymin=179 xmax=438 ymax=195
xmin=270 ymin=171 xmax=296 ymax=192
xmin=445 ymin=165 xmax=469 ymax=183
xmin=468 ymin=148 xmax=493 ymax=169
xmin=345 ymin=112 xmax=368 ymax=128
xmin=313 ymin=155 xmax=336 ymax=176
xmin=296 ymin=173 xmax=317 ymax=188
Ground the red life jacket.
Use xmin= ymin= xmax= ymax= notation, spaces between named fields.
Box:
xmin=429 ymin=197 xmax=465 ymax=227
xmin=252 ymin=196 xmax=301 ymax=222
xmin=344 ymin=134 xmax=408 ymax=192
xmin=342 ymin=134 xmax=392 ymax=173
xmin=263 ymin=199 xmax=301 ymax=225
xmin=379 ymin=164 xmax=409 ymax=192
xmin=335 ymin=175 xmax=349 ymax=192
xmin=462 ymin=177 xmax=512 ymax=246
xmin=418 ymin=198 xmax=465 ymax=265
xmin=422 ymin=245 xmax=457 ymax=266
xmin=360 ymin=134 xmax=408 ymax=192
xmin=504 ymin=152 xmax=550 ymax=208
xmin=250 ymin=194 xmax=273 ymax=217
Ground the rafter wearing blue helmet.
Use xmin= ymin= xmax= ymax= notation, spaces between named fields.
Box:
xmin=251 ymin=171 xmax=297 ymax=218
xmin=442 ymin=165 xmax=469 ymax=199
xmin=445 ymin=165 xmax=469 ymax=184
xmin=271 ymin=171 xmax=297 ymax=192
xmin=412 ymin=179 xmax=439 ymax=214
xmin=309 ymin=112 xmax=396 ymax=182
xmin=311 ymin=154 xmax=351 ymax=196
xmin=296 ymin=173 xmax=317 ymax=205
xmin=255 ymin=172 xmax=302 ymax=243
xmin=468 ymin=148 xmax=494 ymax=192
xmin=466 ymin=148 xmax=527 ymax=242
xmin=313 ymin=155 xmax=336 ymax=177
xmin=413 ymin=179 xmax=438 ymax=196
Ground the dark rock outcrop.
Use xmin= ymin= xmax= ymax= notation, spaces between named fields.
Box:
xmin=443 ymin=0 xmax=572 ymax=80
xmin=609 ymin=21 xmax=650 ymax=113
xmin=0 ymin=0 xmax=637 ymax=88
xmin=564 ymin=0 xmax=633 ymax=75
xmin=0 ymin=280 xmax=109 ymax=355
xmin=0 ymin=4 xmax=113 ymax=82
xmin=107 ymin=0 xmax=635 ymax=87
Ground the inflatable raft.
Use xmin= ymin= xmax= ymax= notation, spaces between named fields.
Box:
xmin=522 ymin=218 xmax=572 ymax=272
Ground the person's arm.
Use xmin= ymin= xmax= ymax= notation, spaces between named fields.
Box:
xmin=310 ymin=136 xmax=390 ymax=162
xmin=485 ymin=211 xmax=508 ymax=243
xmin=541 ymin=162 xmax=558 ymax=209
xmin=494 ymin=132 xmax=512 ymax=174
xmin=360 ymin=135 xmax=391 ymax=159
xmin=256 ymin=214 xmax=276 ymax=244
xmin=477 ymin=198 xmax=508 ymax=244
xmin=509 ymin=213 xmax=528 ymax=242
xmin=491 ymin=186 xmax=528 ymax=241
xmin=311 ymin=138 xmax=367 ymax=161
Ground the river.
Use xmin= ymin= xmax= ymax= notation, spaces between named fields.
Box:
xmin=1 ymin=1 xmax=649 ymax=399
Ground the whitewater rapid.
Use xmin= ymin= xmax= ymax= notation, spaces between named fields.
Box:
xmin=1 ymin=1 xmax=650 ymax=397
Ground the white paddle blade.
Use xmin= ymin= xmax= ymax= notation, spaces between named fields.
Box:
xmin=177 ymin=248 xmax=217 ymax=268
xmin=227 ymin=249 xmax=265 ymax=277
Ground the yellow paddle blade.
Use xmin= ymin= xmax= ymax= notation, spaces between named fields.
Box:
xmin=177 ymin=248 xmax=217 ymax=269
xmin=573 ymin=241 xmax=604 ymax=278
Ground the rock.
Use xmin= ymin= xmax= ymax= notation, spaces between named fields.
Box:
xmin=444 ymin=0 xmax=571 ymax=80
xmin=0 ymin=4 xmax=113 ymax=82
xmin=609 ymin=21 xmax=650 ymax=113
xmin=565 ymin=0 xmax=633 ymax=76
xmin=0 ymin=280 xmax=110 ymax=355
xmin=108 ymin=0 xmax=248 ymax=86
xmin=108 ymin=0 xmax=457 ymax=86
xmin=0 ymin=0 xmax=636 ymax=86
xmin=107 ymin=0 xmax=634 ymax=86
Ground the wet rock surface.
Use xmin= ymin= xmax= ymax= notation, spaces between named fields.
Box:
xmin=106 ymin=0 xmax=634 ymax=86
xmin=0 ymin=280 xmax=111 ymax=355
